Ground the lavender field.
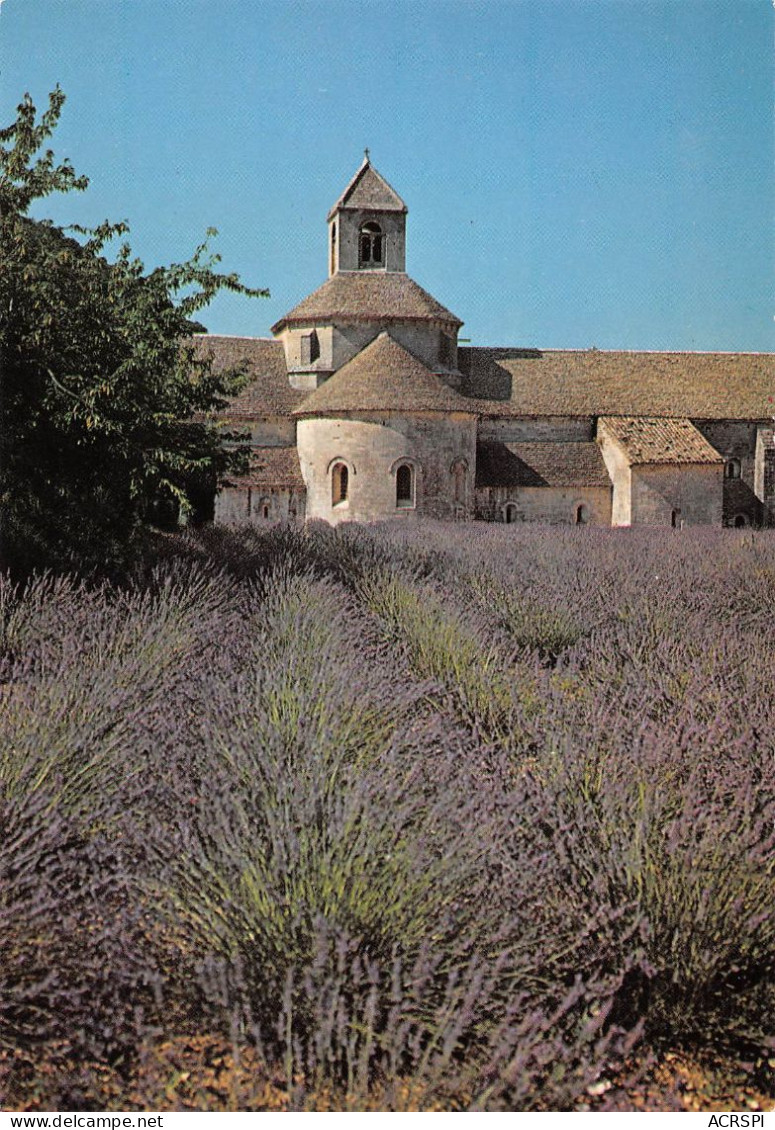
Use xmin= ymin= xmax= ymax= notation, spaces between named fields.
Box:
xmin=1 ymin=522 xmax=774 ymax=1110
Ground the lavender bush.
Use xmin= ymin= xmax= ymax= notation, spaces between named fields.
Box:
xmin=1 ymin=521 xmax=773 ymax=1109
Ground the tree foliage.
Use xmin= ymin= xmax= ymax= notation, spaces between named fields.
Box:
xmin=0 ymin=88 xmax=268 ymax=576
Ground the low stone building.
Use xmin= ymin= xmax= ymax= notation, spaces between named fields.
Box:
xmin=597 ymin=417 xmax=724 ymax=528
xmin=197 ymin=156 xmax=775 ymax=529
xmin=475 ymin=441 xmax=613 ymax=526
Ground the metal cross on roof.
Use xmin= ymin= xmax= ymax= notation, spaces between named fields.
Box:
xmin=364 ymin=147 xmax=370 ymax=161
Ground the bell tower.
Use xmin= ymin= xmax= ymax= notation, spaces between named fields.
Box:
xmin=327 ymin=152 xmax=408 ymax=276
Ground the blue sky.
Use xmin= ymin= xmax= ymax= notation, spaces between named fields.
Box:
xmin=1 ymin=0 xmax=773 ymax=351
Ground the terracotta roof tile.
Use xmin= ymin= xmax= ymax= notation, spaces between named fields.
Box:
xmin=192 ymin=335 xmax=303 ymax=417
xmin=599 ymin=416 xmax=723 ymax=464
xmin=459 ymin=348 xmax=775 ymax=420
xmin=272 ymin=272 xmax=462 ymax=332
xmin=327 ymin=158 xmax=407 ymax=219
xmin=294 ymin=332 xmax=475 ymax=415
xmin=224 ymin=446 xmax=305 ymax=489
xmin=476 ymin=442 xmax=611 ymax=488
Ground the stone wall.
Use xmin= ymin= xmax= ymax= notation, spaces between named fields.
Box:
xmin=695 ymin=419 xmax=759 ymax=461
xmin=754 ymin=426 xmax=775 ymax=526
xmin=597 ymin=425 xmax=632 ymax=525
xmin=695 ymin=419 xmax=762 ymax=523
xmin=329 ymin=210 xmax=406 ymax=274
xmin=629 ymin=464 xmax=723 ymax=526
xmin=478 ymin=416 xmax=595 ymax=443
xmin=278 ymin=325 xmax=335 ymax=385
xmin=722 ymin=478 xmax=763 ymax=527
xmin=280 ymin=320 xmax=458 ymax=382
xmin=331 ymin=320 xmax=457 ymax=378
xmin=214 ymin=485 xmax=305 ymax=525
xmin=297 ymin=411 xmax=477 ymax=524
xmin=475 ymin=485 xmax=612 ymax=526
xmin=241 ymin=419 xmax=297 ymax=445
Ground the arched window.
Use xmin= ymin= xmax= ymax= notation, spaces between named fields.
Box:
xmin=725 ymin=459 xmax=741 ymax=480
xmin=332 ymin=462 xmax=349 ymax=506
xmin=671 ymin=509 xmax=681 ymax=528
xmin=575 ymin=504 xmax=589 ymax=525
xmin=451 ymin=460 xmax=467 ymax=504
xmin=504 ymin=503 xmax=517 ymax=524
xmin=396 ymin=463 xmax=414 ymax=508
xmin=359 ymin=221 xmax=383 ymax=267
xmin=254 ymin=496 xmax=271 ymax=520
xmin=734 ymin=514 xmax=748 ymax=528
xmin=330 ymin=222 xmax=337 ymax=274
xmin=300 ymin=329 xmax=320 ymax=365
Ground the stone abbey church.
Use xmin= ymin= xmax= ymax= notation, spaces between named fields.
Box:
xmin=197 ymin=157 xmax=775 ymax=529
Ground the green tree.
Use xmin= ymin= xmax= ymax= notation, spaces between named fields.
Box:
xmin=0 ymin=88 xmax=267 ymax=576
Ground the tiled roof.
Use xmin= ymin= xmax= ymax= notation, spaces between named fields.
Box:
xmin=459 ymin=348 xmax=775 ymax=420
xmin=272 ymin=272 xmax=463 ymax=332
xmin=294 ymin=332 xmax=476 ymax=416
xmin=327 ymin=157 xmax=407 ymax=219
xmin=476 ymin=441 xmax=612 ymax=489
xmin=599 ymin=417 xmax=723 ymax=464
xmin=224 ymin=446 xmax=305 ymax=490
xmin=195 ymin=335 xmax=775 ymax=431
xmin=192 ymin=335 xmax=303 ymax=417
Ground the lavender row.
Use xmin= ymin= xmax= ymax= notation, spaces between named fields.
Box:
xmin=1 ymin=522 xmax=773 ymax=1109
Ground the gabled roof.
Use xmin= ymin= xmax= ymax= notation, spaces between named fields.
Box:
xmin=598 ymin=417 xmax=723 ymax=465
xmin=192 ymin=335 xmax=303 ymax=417
xmin=476 ymin=441 xmax=611 ymax=489
xmin=293 ymin=332 xmax=475 ymax=416
xmin=272 ymin=271 xmax=463 ymax=332
xmin=327 ymin=157 xmax=407 ymax=220
xmin=459 ymin=348 xmax=775 ymax=420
